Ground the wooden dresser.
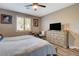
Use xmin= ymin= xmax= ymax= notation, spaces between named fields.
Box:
xmin=46 ymin=30 xmax=69 ymax=48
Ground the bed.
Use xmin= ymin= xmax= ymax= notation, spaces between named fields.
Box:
xmin=0 ymin=35 xmax=56 ymax=56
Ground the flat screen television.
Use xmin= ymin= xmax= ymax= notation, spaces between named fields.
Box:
xmin=50 ymin=23 xmax=61 ymax=31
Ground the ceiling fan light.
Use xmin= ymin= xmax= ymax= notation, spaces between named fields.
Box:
xmin=32 ymin=4 xmax=38 ymax=11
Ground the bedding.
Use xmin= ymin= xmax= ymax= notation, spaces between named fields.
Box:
xmin=0 ymin=35 xmax=56 ymax=56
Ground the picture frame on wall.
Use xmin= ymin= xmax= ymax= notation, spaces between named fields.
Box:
xmin=33 ymin=19 xmax=39 ymax=27
xmin=1 ymin=14 xmax=12 ymax=24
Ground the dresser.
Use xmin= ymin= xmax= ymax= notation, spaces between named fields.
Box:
xmin=46 ymin=30 xmax=69 ymax=48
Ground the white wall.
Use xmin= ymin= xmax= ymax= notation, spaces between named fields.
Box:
xmin=41 ymin=4 xmax=79 ymax=48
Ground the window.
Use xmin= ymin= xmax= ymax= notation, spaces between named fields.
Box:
xmin=25 ymin=17 xmax=31 ymax=31
xmin=16 ymin=16 xmax=24 ymax=31
xmin=16 ymin=16 xmax=31 ymax=31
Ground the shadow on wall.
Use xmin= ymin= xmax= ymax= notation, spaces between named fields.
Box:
xmin=70 ymin=30 xmax=79 ymax=49
xmin=69 ymin=31 xmax=75 ymax=48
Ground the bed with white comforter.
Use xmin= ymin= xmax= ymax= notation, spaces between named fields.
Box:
xmin=0 ymin=35 xmax=56 ymax=56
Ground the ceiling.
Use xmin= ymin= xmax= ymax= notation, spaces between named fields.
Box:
xmin=0 ymin=3 xmax=74 ymax=17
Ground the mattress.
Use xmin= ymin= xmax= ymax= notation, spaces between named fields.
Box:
xmin=0 ymin=35 xmax=56 ymax=56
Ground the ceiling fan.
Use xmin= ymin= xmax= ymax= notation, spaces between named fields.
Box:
xmin=25 ymin=3 xmax=46 ymax=11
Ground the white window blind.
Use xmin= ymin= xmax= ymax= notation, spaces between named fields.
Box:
xmin=25 ymin=17 xmax=31 ymax=31
xmin=16 ymin=16 xmax=31 ymax=31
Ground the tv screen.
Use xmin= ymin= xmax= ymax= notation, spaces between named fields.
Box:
xmin=50 ymin=23 xmax=61 ymax=31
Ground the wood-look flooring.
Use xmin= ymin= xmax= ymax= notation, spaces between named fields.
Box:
xmin=52 ymin=44 xmax=79 ymax=56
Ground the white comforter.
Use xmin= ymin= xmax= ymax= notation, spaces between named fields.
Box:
xmin=0 ymin=35 xmax=56 ymax=56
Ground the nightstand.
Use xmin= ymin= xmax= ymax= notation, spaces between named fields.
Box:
xmin=38 ymin=36 xmax=46 ymax=40
xmin=34 ymin=34 xmax=46 ymax=40
xmin=31 ymin=32 xmax=46 ymax=40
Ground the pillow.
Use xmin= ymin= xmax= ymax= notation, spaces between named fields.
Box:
xmin=0 ymin=34 xmax=3 ymax=41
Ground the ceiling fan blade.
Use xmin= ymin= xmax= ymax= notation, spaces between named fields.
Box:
xmin=25 ymin=4 xmax=32 ymax=7
xmin=38 ymin=5 xmax=46 ymax=8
